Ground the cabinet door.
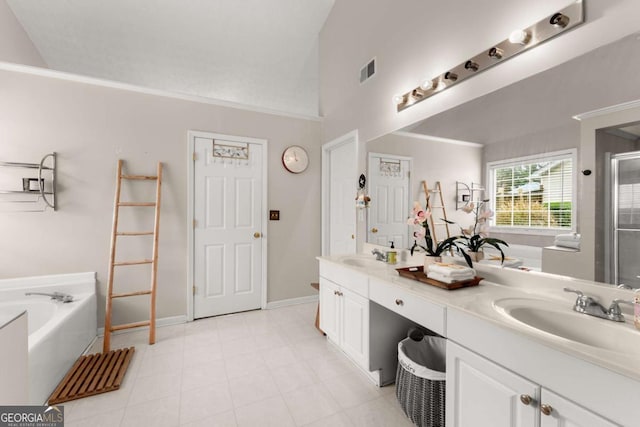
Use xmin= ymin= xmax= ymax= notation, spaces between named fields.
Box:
xmin=540 ymin=389 xmax=620 ymax=427
xmin=340 ymin=287 xmax=369 ymax=368
xmin=446 ymin=341 xmax=539 ymax=427
xmin=319 ymin=278 xmax=340 ymax=344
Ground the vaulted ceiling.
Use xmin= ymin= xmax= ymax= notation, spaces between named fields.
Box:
xmin=7 ymin=0 xmax=334 ymax=117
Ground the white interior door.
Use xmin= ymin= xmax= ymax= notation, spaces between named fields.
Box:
xmin=367 ymin=153 xmax=411 ymax=249
xmin=193 ymin=136 xmax=264 ymax=318
xmin=327 ymin=137 xmax=357 ymax=255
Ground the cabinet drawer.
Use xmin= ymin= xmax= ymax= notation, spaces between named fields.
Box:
xmin=369 ymin=278 xmax=446 ymax=335
xmin=318 ymin=260 xmax=368 ymax=297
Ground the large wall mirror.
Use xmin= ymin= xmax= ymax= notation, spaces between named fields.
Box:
xmin=364 ymin=32 xmax=640 ymax=289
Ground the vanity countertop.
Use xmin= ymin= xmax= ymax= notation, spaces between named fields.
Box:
xmin=317 ymin=253 xmax=640 ymax=383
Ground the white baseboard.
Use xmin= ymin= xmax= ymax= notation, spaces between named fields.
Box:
xmin=265 ymin=294 xmax=318 ymax=309
xmin=97 ymin=315 xmax=187 ymax=336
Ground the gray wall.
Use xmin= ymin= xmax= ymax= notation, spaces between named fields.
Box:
xmin=0 ymin=68 xmax=321 ymax=326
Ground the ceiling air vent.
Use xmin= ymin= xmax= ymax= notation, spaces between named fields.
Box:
xmin=360 ymin=58 xmax=376 ymax=84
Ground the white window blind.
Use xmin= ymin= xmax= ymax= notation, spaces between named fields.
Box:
xmin=487 ymin=150 xmax=576 ymax=231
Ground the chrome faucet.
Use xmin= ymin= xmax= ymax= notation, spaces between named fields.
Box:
xmin=25 ymin=291 xmax=74 ymax=303
xmin=607 ymin=299 xmax=635 ymax=322
xmin=371 ymin=248 xmax=386 ymax=262
xmin=563 ymin=288 xmax=631 ymax=322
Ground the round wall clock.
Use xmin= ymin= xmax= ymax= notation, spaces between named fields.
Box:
xmin=282 ymin=145 xmax=309 ymax=173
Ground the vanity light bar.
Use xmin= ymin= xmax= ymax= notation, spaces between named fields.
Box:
xmin=396 ymin=0 xmax=584 ymax=112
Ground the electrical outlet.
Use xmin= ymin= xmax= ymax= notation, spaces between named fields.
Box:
xmin=270 ymin=210 xmax=280 ymax=221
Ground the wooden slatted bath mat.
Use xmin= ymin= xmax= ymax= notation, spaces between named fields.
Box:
xmin=48 ymin=347 xmax=135 ymax=404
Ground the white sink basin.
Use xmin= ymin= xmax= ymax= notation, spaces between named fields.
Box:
xmin=340 ymin=256 xmax=387 ymax=269
xmin=493 ymin=297 xmax=640 ymax=355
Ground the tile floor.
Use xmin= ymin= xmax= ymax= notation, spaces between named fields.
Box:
xmin=62 ymin=302 xmax=415 ymax=427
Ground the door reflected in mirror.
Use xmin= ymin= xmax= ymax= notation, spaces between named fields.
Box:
xmin=367 ymin=153 xmax=411 ymax=249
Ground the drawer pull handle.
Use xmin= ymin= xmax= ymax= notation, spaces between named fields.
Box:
xmin=541 ymin=404 xmax=553 ymax=416
xmin=520 ymin=395 xmax=533 ymax=406
xmin=395 ymin=299 xmax=404 ymax=306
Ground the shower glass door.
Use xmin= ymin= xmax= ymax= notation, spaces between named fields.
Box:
xmin=612 ymin=151 xmax=640 ymax=289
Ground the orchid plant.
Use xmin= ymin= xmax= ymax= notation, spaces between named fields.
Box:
xmin=448 ymin=199 xmax=508 ymax=266
xmin=408 ymin=202 xmax=469 ymax=263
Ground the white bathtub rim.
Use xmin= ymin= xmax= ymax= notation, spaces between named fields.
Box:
xmin=0 ymin=272 xmax=96 ymax=302
xmin=0 ymin=272 xmax=96 ymax=291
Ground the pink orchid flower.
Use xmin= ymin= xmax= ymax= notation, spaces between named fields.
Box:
xmin=478 ymin=209 xmax=494 ymax=219
xmin=409 ymin=201 xmax=430 ymax=225
xmin=461 ymin=203 xmax=475 ymax=214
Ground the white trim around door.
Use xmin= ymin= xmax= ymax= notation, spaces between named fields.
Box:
xmin=321 ymin=130 xmax=359 ymax=256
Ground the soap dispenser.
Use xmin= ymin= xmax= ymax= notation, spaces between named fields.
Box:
xmin=386 ymin=241 xmax=397 ymax=265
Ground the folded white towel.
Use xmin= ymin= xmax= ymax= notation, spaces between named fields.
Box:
xmin=427 ymin=271 xmax=474 ymax=284
xmin=554 ymin=240 xmax=580 ymax=250
xmin=429 ymin=263 xmax=475 ymax=278
xmin=555 ymin=233 xmax=580 ymax=242
xmin=480 ymin=256 xmax=523 ymax=268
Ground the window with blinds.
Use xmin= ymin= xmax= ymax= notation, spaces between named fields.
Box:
xmin=487 ymin=150 xmax=576 ymax=232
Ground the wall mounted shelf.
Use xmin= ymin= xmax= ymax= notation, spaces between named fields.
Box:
xmin=0 ymin=153 xmax=56 ymax=211
xmin=456 ymin=181 xmax=484 ymax=210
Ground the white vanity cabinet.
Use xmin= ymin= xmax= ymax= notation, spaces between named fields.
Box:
xmin=447 ymin=341 xmax=539 ymax=427
xmin=446 ymin=342 xmax=619 ymax=427
xmin=369 ymin=277 xmax=446 ymax=336
xmin=318 ymin=265 xmax=370 ymax=370
xmin=446 ymin=308 xmax=628 ymax=427
xmin=539 ymin=389 xmax=619 ymax=427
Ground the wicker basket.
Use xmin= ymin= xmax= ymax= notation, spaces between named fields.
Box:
xmin=395 ymin=335 xmax=446 ymax=427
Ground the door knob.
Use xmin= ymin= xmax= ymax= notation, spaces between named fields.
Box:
xmin=520 ymin=395 xmax=533 ymax=406
xmin=371 ymin=227 xmax=379 ymax=233
xmin=540 ymin=404 xmax=553 ymax=416
xmin=253 ymin=232 xmax=262 ymax=238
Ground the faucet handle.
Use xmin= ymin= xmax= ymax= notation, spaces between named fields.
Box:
xmin=609 ymin=298 xmax=635 ymax=321
xmin=564 ymin=288 xmax=589 ymax=311
xmin=563 ymin=287 xmax=584 ymax=297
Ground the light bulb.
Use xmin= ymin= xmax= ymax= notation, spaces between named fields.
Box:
xmin=393 ymin=94 xmax=405 ymax=105
xmin=509 ymin=29 xmax=531 ymax=45
xmin=420 ymin=79 xmax=435 ymax=91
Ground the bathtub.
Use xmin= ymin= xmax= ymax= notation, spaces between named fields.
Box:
xmin=0 ymin=272 xmax=97 ymax=404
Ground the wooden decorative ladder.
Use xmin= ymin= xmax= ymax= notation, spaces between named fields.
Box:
xmin=422 ymin=180 xmax=451 ymax=245
xmin=103 ymin=160 xmax=163 ymax=352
